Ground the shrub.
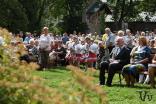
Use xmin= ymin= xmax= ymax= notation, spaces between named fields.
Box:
xmin=0 ymin=28 xmax=64 ymax=104
xmin=0 ymin=28 xmax=108 ymax=104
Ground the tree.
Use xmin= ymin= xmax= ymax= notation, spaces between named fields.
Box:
xmin=0 ymin=0 xmax=91 ymax=33
xmin=42 ymin=0 xmax=89 ymax=33
xmin=0 ymin=0 xmax=53 ymax=33
xmin=140 ymin=0 xmax=156 ymax=14
xmin=62 ymin=0 xmax=89 ymax=33
xmin=0 ymin=0 xmax=28 ymax=33
xmin=107 ymin=0 xmax=141 ymax=30
xmin=18 ymin=0 xmax=52 ymax=32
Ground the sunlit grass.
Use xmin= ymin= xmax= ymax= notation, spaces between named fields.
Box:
xmin=34 ymin=67 xmax=156 ymax=104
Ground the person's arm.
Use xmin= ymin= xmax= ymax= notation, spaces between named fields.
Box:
xmin=136 ymin=49 xmax=151 ymax=64
xmin=136 ymin=58 xmax=149 ymax=64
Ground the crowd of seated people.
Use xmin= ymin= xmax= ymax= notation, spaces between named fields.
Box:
xmin=98 ymin=28 xmax=156 ymax=87
xmin=49 ymin=40 xmax=66 ymax=66
xmin=2 ymin=26 xmax=156 ymax=88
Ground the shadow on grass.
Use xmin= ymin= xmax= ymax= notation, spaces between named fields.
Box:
xmin=111 ymin=84 xmax=152 ymax=89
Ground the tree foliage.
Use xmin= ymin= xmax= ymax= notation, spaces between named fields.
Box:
xmin=0 ymin=0 xmax=51 ymax=33
xmin=1 ymin=0 xmax=156 ymax=33
xmin=0 ymin=0 xmax=89 ymax=33
xmin=43 ymin=0 xmax=88 ymax=33
xmin=0 ymin=27 xmax=108 ymax=104
xmin=107 ymin=0 xmax=142 ymax=30
xmin=0 ymin=0 xmax=28 ymax=33
xmin=108 ymin=0 xmax=156 ymax=24
xmin=140 ymin=0 xmax=156 ymax=14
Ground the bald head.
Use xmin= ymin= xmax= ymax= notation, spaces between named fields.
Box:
xmin=115 ymin=37 xmax=125 ymax=47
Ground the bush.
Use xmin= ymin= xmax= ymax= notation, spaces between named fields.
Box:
xmin=0 ymin=28 xmax=64 ymax=104
xmin=0 ymin=28 xmax=108 ymax=104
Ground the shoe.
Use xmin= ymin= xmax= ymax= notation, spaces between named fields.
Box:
xmin=106 ymin=83 xmax=112 ymax=87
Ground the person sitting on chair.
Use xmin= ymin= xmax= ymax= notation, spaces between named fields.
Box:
xmin=54 ymin=40 xmax=66 ymax=66
xmin=99 ymin=37 xmax=130 ymax=86
xmin=148 ymin=54 xmax=156 ymax=88
xmin=122 ymin=36 xmax=151 ymax=87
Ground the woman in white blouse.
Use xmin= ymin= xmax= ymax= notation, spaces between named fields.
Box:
xmin=39 ymin=27 xmax=52 ymax=70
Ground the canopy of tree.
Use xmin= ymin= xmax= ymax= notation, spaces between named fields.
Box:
xmin=0 ymin=0 xmax=155 ymax=33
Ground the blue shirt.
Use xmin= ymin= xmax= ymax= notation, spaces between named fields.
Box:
xmin=62 ymin=36 xmax=69 ymax=44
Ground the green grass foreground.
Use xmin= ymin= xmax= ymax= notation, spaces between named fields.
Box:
xmin=34 ymin=67 xmax=156 ymax=104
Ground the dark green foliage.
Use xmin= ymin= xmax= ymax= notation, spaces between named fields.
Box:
xmin=0 ymin=0 xmax=88 ymax=33
xmin=0 ymin=0 xmax=156 ymax=33
xmin=0 ymin=0 xmax=49 ymax=33
xmin=108 ymin=0 xmax=142 ymax=30
xmin=58 ymin=0 xmax=88 ymax=33
xmin=18 ymin=0 xmax=49 ymax=32
xmin=140 ymin=0 xmax=156 ymax=14
xmin=0 ymin=0 xmax=28 ymax=33
xmin=107 ymin=0 xmax=156 ymax=30
xmin=61 ymin=16 xmax=88 ymax=33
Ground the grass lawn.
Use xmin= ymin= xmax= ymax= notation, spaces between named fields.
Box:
xmin=34 ymin=67 xmax=156 ymax=104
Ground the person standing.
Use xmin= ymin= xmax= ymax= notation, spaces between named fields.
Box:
xmin=124 ymin=29 xmax=135 ymax=50
xmin=104 ymin=28 xmax=115 ymax=53
xmin=39 ymin=27 xmax=52 ymax=70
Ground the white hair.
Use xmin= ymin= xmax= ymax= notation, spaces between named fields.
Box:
xmin=29 ymin=38 xmax=35 ymax=44
xmin=141 ymin=32 xmax=145 ymax=36
xmin=126 ymin=29 xmax=131 ymax=33
xmin=105 ymin=28 xmax=111 ymax=32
